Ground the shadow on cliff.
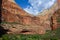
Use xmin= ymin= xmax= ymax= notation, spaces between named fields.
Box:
xmin=0 ymin=0 xmax=9 ymax=37
xmin=0 ymin=26 xmax=9 ymax=37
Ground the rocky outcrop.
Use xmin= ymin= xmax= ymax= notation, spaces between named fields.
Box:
xmin=1 ymin=0 xmax=59 ymax=34
xmin=57 ymin=0 xmax=60 ymax=7
xmin=52 ymin=9 xmax=60 ymax=30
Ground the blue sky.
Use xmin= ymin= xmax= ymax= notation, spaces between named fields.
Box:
xmin=15 ymin=0 xmax=56 ymax=15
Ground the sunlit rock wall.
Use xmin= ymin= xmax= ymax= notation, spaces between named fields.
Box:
xmin=1 ymin=0 xmax=59 ymax=34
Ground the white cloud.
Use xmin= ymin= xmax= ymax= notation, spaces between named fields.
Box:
xmin=24 ymin=0 xmax=56 ymax=15
xmin=24 ymin=6 xmax=39 ymax=15
xmin=44 ymin=0 xmax=56 ymax=9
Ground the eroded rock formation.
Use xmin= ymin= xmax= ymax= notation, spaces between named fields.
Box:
xmin=1 ymin=0 xmax=60 ymax=34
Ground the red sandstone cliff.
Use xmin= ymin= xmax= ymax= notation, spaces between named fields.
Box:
xmin=1 ymin=0 xmax=60 ymax=34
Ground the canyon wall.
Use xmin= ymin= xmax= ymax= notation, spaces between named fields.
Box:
xmin=1 ymin=0 xmax=60 ymax=34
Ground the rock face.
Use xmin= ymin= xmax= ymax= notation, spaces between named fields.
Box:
xmin=52 ymin=9 xmax=60 ymax=30
xmin=1 ymin=0 xmax=59 ymax=34
xmin=57 ymin=0 xmax=60 ymax=6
